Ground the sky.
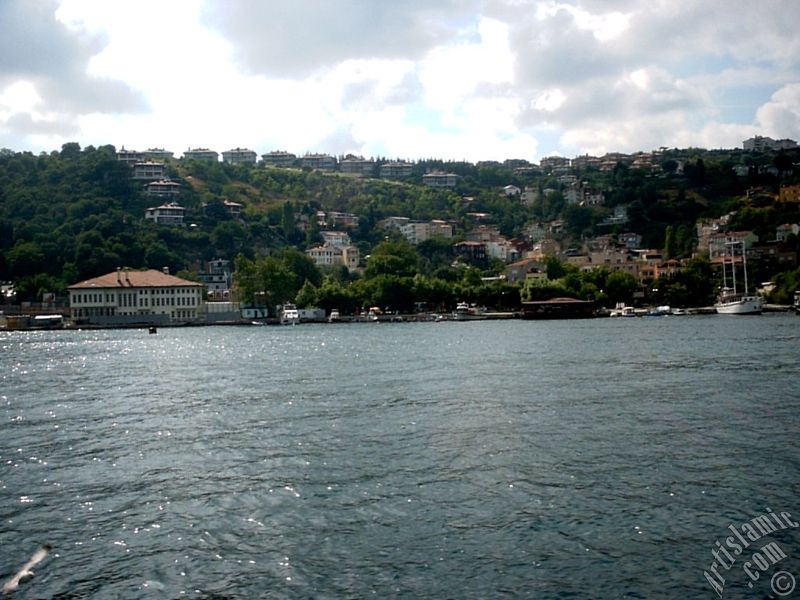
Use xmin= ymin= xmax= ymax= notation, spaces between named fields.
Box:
xmin=1 ymin=0 xmax=799 ymax=163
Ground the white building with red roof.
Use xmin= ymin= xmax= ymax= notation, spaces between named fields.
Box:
xmin=68 ymin=268 xmax=204 ymax=326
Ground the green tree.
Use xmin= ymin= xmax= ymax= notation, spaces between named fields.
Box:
xmin=605 ymin=271 xmax=638 ymax=305
xmin=364 ymin=240 xmax=420 ymax=278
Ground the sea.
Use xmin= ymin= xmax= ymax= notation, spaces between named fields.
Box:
xmin=1 ymin=314 xmax=799 ymax=599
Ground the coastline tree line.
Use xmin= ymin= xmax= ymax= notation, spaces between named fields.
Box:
xmin=0 ymin=143 xmax=798 ymax=310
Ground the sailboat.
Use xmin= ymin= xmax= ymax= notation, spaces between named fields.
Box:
xmin=715 ymin=240 xmax=763 ymax=315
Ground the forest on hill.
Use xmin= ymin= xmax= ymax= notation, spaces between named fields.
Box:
xmin=0 ymin=142 xmax=798 ymax=309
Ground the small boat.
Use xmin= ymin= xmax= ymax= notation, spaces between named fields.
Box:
xmin=453 ymin=302 xmax=487 ymax=321
xmin=670 ymin=307 xmax=688 ymax=316
xmin=609 ymin=303 xmax=636 ymax=317
xmin=715 ymin=241 xmax=762 ymax=315
xmin=793 ymin=291 xmax=800 ymax=315
xmin=148 ymin=326 xmax=157 ymax=334
xmin=328 ymin=309 xmax=341 ymax=323
xmin=280 ymin=304 xmax=300 ymax=325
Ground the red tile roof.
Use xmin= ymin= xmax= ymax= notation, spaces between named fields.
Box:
xmin=68 ymin=269 xmax=202 ymax=289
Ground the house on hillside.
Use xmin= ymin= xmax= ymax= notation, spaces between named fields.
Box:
xmin=339 ymin=155 xmax=374 ymax=177
xmin=306 ymin=244 xmax=360 ymax=271
xmin=132 ymin=161 xmax=166 ymax=181
xmin=262 ymin=150 xmax=297 ymax=167
xmin=222 ymin=148 xmax=257 ymax=165
xmin=145 ymin=202 xmax=185 ymax=226
xmin=301 ymin=153 xmax=337 ymax=171
xmin=380 ymin=161 xmax=413 ymax=180
xmin=146 ymin=179 xmax=181 ymax=199
xmin=422 ymin=171 xmax=459 ymax=188
xmin=505 ymin=258 xmax=546 ymax=284
xmin=183 ymin=148 xmax=219 ymax=162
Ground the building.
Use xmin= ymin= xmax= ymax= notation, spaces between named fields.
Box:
xmin=306 ymin=244 xmax=360 ymax=271
xmin=222 ymin=148 xmax=257 ymax=165
xmin=68 ymin=268 xmax=204 ymax=326
xmin=708 ymin=231 xmax=759 ymax=260
xmin=339 ymin=155 xmax=374 ymax=177
xmin=743 ymin=136 xmax=798 ymax=151
xmin=300 ymin=153 xmax=337 ymax=171
xmin=197 ymin=259 xmax=232 ymax=300
xmin=143 ymin=148 xmax=174 ymax=160
xmin=321 ymin=231 xmax=351 ymax=246
xmin=146 ymin=179 xmax=181 ymax=199
xmin=116 ymin=147 xmax=144 ymax=165
xmin=183 ymin=148 xmax=219 ymax=162
xmin=453 ymin=241 xmax=487 ymax=264
xmin=539 ymin=156 xmax=570 ymax=172
xmin=776 ymin=223 xmax=800 ymax=242
xmin=132 ymin=161 xmax=166 ymax=181
xmin=318 ymin=211 xmax=359 ymax=228
xmin=261 ymin=150 xmax=297 ymax=167
xmin=779 ymin=184 xmax=800 ymax=203
xmin=618 ymin=232 xmax=643 ymax=249
xmin=422 ymin=171 xmax=459 ymax=188
xmin=398 ymin=220 xmax=454 ymax=245
xmin=505 ymin=258 xmax=546 ymax=284
xmin=223 ymin=200 xmax=243 ymax=219
xmin=380 ymin=161 xmax=413 ymax=180
xmin=145 ymin=202 xmax=185 ymax=226
xmin=379 ymin=216 xmax=411 ymax=230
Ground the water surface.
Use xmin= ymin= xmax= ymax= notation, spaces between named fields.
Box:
xmin=1 ymin=315 xmax=799 ymax=598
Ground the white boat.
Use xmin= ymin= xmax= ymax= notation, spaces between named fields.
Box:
xmin=715 ymin=241 xmax=762 ymax=315
xmin=280 ymin=303 xmax=300 ymax=325
xmin=328 ymin=309 xmax=341 ymax=323
xmin=609 ymin=303 xmax=636 ymax=317
xmin=453 ymin=302 xmax=487 ymax=321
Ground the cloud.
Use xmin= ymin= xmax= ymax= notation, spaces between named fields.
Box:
xmin=0 ymin=0 xmax=145 ymax=115
xmin=1 ymin=0 xmax=799 ymax=160
xmin=201 ymin=0 xmax=480 ymax=77
xmin=755 ymin=83 xmax=800 ymax=140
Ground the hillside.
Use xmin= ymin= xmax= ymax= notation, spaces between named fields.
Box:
xmin=0 ymin=143 xmax=798 ymax=307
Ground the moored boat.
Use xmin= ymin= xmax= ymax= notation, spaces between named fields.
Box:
xmin=280 ymin=304 xmax=300 ymax=325
xmin=714 ymin=241 xmax=762 ymax=315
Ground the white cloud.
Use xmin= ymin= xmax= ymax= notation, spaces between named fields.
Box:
xmin=755 ymin=83 xmax=800 ymax=140
xmin=0 ymin=0 xmax=798 ymax=159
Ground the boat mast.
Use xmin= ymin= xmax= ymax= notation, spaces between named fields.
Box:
xmin=742 ymin=240 xmax=749 ymax=295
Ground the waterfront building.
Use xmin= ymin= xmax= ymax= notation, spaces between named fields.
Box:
xmin=197 ymin=259 xmax=232 ymax=300
xmin=68 ymin=268 xmax=204 ymax=326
